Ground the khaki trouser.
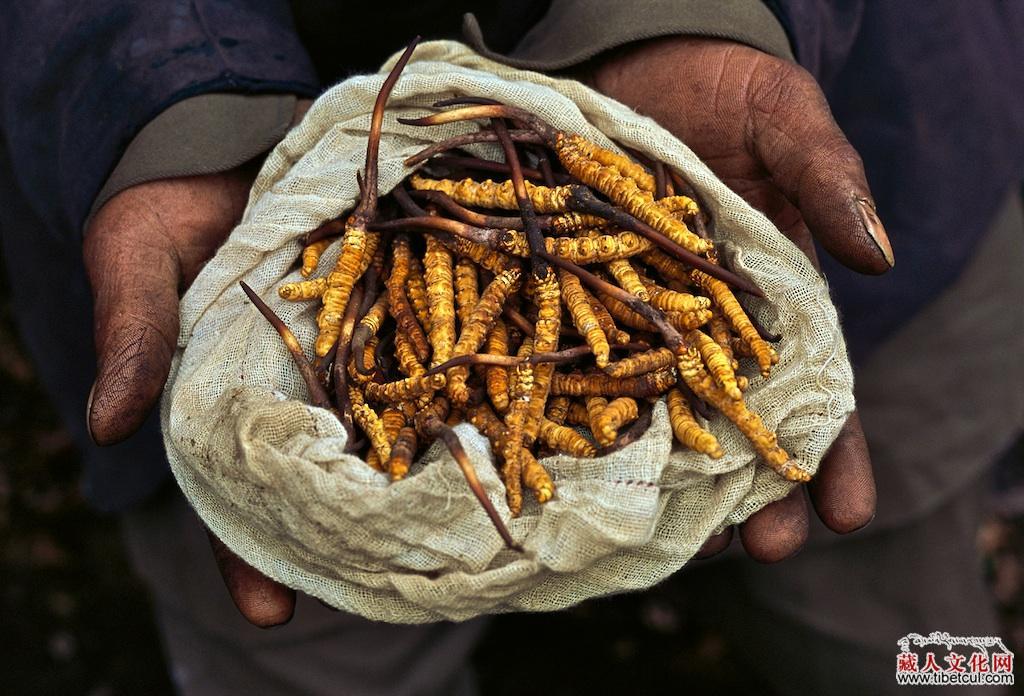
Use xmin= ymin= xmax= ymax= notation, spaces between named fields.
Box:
xmin=122 ymin=487 xmax=488 ymax=696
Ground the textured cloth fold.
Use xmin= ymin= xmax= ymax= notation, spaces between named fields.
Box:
xmin=162 ymin=41 xmax=853 ymax=623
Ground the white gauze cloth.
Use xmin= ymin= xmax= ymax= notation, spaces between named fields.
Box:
xmin=161 ymin=41 xmax=854 ymax=623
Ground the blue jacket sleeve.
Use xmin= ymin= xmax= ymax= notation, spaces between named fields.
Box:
xmin=0 ymin=1 xmax=319 ymax=237
xmin=761 ymin=0 xmax=865 ymax=88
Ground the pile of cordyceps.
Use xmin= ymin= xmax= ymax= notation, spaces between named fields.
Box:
xmin=240 ymin=39 xmax=805 ymax=549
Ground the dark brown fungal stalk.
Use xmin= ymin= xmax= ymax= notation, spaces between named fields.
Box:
xmin=563 ymin=186 xmax=763 ymax=297
xmin=418 ymin=412 xmax=521 ymax=551
xmin=303 ymin=217 xmax=346 ymax=245
xmin=239 ymin=281 xmax=333 ymax=411
xmin=532 ymin=146 xmax=558 ymax=187
xmin=432 ymin=96 xmax=504 ymax=108
xmin=351 ymin=312 xmax=384 ymax=375
xmin=503 ymin=306 xmax=536 ymax=337
xmin=654 ymin=161 xmax=668 ymax=200
xmin=333 ymin=282 xmax=366 ymax=451
xmin=315 ymin=36 xmax=421 ymax=358
xmin=410 ymin=189 xmax=530 ymax=229
xmin=537 ymin=250 xmax=685 ymax=353
xmin=389 ymin=183 xmax=428 ymax=218
xmin=313 ymin=337 xmax=339 ymax=389
xmin=666 ymin=167 xmax=710 ymax=240
xmin=398 ymin=103 xmax=560 ymax=149
xmin=374 ymin=330 xmax=395 ymax=375
xmin=492 ymin=117 xmax=549 ymax=281
xmin=370 ymin=216 xmax=502 ymax=248
xmin=423 ymin=353 xmax=523 ymax=377
xmin=748 ymin=312 xmax=783 ymax=343
xmin=404 ymin=129 xmax=544 ymax=167
xmin=356 ymin=37 xmax=420 ymax=228
xmin=428 ymin=154 xmax=548 ymax=182
xmin=423 ymin=339 xmax=653 ymax=379
xmin=529 ymin=344 xmax=596 ymax=366
xmin=351 ymin=255 xmax=389 ymax=375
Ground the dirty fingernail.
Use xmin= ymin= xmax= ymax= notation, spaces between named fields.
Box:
xmin=857 ymin=197 xmax=894 ymax=267
xmin=85 ymin=380 xmax=98 ymax=445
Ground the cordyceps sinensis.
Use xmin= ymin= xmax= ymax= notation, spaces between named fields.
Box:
xmin=313 ymin=40 xmax=419 ymax=357
xmin=240 ymin=66 xmax=815 ymax=551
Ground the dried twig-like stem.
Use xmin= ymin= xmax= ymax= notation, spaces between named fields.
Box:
xmin=419 ymin=415 xmax=521 ymax=551
xmin=239 ymin=282 xmax=332 ymax=410
xmin=404 ymin=129 xmax=544 ymax=167
xmin=429 ymin=154 xmax=549 ymax=182
xmin=502 ymin=306 xmax=535 ymax=338
xmin=565 ymin=186 xmax=762 ymax=297
xmin=423 ymin=353 xmax=523 ymax=377
xmin=538 ymin=250 xmax=685 ymax=353
xmin=411 ymin=189 xmax=528 ymax=229
xmin=492 ymin=118 xmax=549 ymax=280
xmin=353 ymin=36 xmax=420 ymax=225
xmin=370 ymin=216 xmax=502 ymax=248
xmin=654 ymin=161 xmax=668 ymax=200
xmin=333 ymin=283 xmax=366 ymax=450
xmin=303 ymin=218 xmax=345 ymax=245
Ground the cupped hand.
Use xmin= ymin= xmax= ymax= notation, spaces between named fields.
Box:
xmin=84 ymin=164 xmax=296 ymax=627
xmin=591 ymin=37 xmax=887 ymax=562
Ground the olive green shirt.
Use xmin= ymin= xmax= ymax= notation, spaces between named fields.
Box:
xmin=88 ymin=0 xmax=791 ymax=222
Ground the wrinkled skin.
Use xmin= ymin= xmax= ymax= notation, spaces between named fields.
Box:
xmin=84 ymin=162 xmax=300 ymax=627
xmin=85 ymin=38 xmax=888 ymax=627
xmin=85 ymin=100 xmax=312 ymax=627
xmin=590 ymin=37 xmax=888 ymax=562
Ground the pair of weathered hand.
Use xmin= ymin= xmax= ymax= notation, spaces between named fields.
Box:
xmin=84 ymin=38 xmax=891 ymax=627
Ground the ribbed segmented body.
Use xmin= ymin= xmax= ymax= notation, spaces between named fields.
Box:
xmin=666 ymin=387 xmax=722 ymax=458
xmin=538 ymin=418 xmax=596 ymax=457
xmin=301 ymin=237 xmax=334 ymax=278
xmin=446 ymin=268 xmax=522 ymax=404
xmin=559 ymin=269 xmax=609 ymax=368
xmin=279 ymin=277 xmax=328 ymax=301
xmin=366 ymin=373 xmax=446 ymax=403
xmin=316 ymin=228 xmax=380 ymax=356
xmin=554 ymin=134 xmax=711 ymax=255
xmin=603 ymin=347 xmax=676 ymax=379
xmin=690 ymin=269 xmax=776 ymax=377
xmin=592 ymin=397 xmax=639 ymax=445
xmin=551 ymin=369 xmax=676 ymax=398
xmin=409 ymin=174 xmax=574 ymax=213
xmin=424 ymin=236 xmax=456 ymax=367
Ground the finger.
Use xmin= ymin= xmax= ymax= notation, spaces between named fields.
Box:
xmin=694 ymin=526 xmax=734 ymax=559
xmin=748 ymin=66 xmax=894 ymax=274
xmin=809 ymin=411 xmax=876 ymax=534
xmin=84 ymin=209 xmax=181 ymax=446
xmin=84 ymin=203 xmax=182 ymax=445
xmin=739 ymin=487 xmax=809 ymax=563
xmin=207 ymin=531 xmax=296 ymax=628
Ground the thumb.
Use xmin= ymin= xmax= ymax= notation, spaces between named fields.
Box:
xmin=84 ymin=203 xmax=181 ymax=446
xmin=748 ymin=66 xmax=894 ymax=274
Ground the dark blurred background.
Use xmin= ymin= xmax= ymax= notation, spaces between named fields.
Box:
xmin=2 ymin=254 xmax=1023 ymax=694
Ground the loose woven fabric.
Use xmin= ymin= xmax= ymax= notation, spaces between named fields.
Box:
xmin=162 ymin=41 xmax=854 ymax=623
